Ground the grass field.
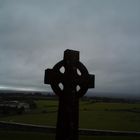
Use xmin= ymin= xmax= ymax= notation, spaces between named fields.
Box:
xmin=0 ymin=100 xmax=140 ymax=139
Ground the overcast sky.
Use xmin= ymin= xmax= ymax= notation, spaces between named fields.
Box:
xmin=0 ymin=0 xmax=140 ymax=97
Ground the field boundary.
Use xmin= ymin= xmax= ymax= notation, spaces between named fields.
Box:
xmin=0 ymin=121 xmax=140 ymax=136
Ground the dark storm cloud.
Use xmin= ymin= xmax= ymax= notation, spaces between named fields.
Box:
xmin=0 ymin=0 xmax=140 ymax=96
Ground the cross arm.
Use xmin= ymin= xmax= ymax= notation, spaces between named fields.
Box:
xmin=44 ymin=69 xmax=54 ymax=84
xmin=44 ymin=68 xmax=64 ymax=85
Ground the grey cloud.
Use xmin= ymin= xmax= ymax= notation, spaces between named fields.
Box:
xmin=0 ymin=0 xmax=140 ymax=97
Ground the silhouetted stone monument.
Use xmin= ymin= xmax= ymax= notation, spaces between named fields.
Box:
xmin=44 ymin=49 xmax=95 ymax=140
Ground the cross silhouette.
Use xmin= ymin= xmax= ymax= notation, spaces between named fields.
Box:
xmin=44 ymin=49 xmax=95 ymax=140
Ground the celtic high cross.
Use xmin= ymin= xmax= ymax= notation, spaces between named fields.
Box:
xmin=44 ymin=49 xmax=95 ymax=140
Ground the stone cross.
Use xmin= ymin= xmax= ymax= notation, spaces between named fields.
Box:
xmin=44 ymin=49 xmax=95 ymax=140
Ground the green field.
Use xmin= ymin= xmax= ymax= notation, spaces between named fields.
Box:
xmin=0 ymin=100 xmax=140 ymax=140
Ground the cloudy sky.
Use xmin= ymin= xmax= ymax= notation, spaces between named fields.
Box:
xmin=0 ymin=0 xmax=140 ymax=97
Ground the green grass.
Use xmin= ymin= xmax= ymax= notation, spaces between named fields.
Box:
xmin=36 ymin=100 xmax=58 ymax=111
xmin=1 ymin=100 xmax=140 ymax=131
xmin=0 ymin=100 xmax=140 ymax=139
xmin=79 ymin=102 xmax=140 ymax=131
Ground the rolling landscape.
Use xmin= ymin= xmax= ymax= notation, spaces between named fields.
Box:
xmin=0 ymin=92 xmax=140 ymax=140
